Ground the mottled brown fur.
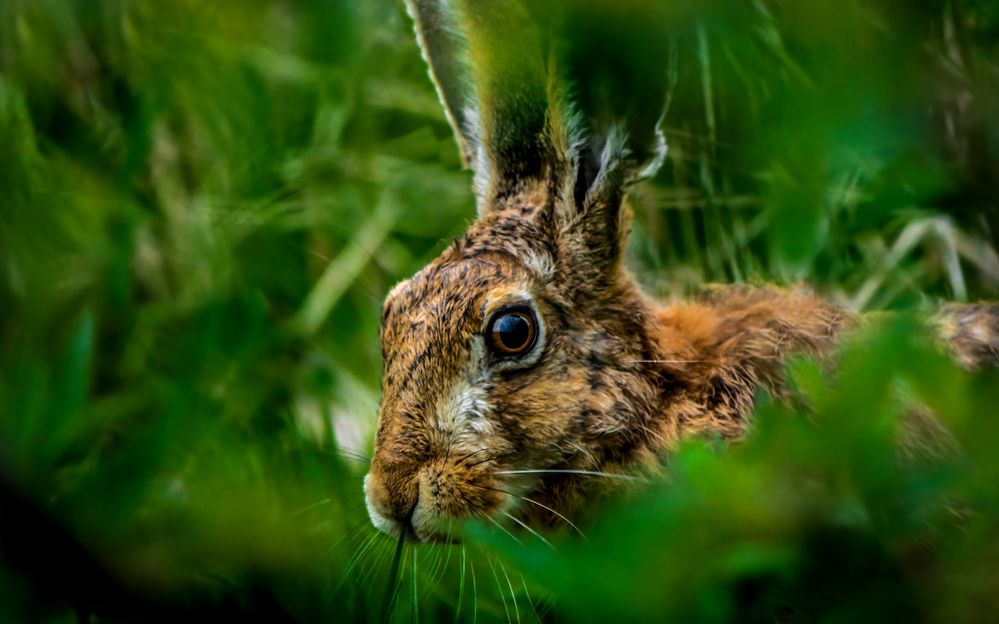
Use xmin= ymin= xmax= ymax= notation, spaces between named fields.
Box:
xmin=365 ymin=0 xmax=999 ymax=542
xmin=364 ymin=180 xmax=996 ymax=541
xmin=936 ymin=303 xmax=999 ymax=369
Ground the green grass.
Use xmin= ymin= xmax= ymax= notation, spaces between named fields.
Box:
xmin=1 ymin=0 xmax=998 ymax=621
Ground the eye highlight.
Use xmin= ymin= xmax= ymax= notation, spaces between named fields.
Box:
xmin=487 ymin=309 xmax=537 ymax=357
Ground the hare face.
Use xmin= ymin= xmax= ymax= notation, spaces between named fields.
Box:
xmin=371 ymin=0 xmax=675 ymax=542
xmin=364 ymin=206 xmax=662 ymax=542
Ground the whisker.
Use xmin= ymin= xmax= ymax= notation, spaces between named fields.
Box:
xmin=360 ymin=540 xmax=394 ymax=591
xmin=336 ymin=532 xmax=380 ymax=593
xmin=453 ymin=525 xmax=465 ymax=624
xmin=629 ymin=359 xmax=707 ymax=364
xmin=336 ymin=447 xmax=372 ymax=463
xmin=323 ymin=524 xmax=366 ymax=559
xmin=488 ymin=557 xmax=513 ymax=624
xmin=479 ymin=485 xmax=586 ymax=539
xmin=411 ymin=541 xmax=420 ymax=621
xmin=519 ymin=574 xmax=543 ymax=623
xmin=501 ymin=512 xmax=554 ymax=550
xmin=469 ymin=548 xmax=479 ymax=624
xmin=497 ymin=560 xmax=521 ymax=624
xmin=455 ymin=447 xmax=490 ymax=465
xmin=438 ymin=533 xmax=455 ymax=588
xmin=495 ymin=469 xmax=645 ymax=482
xmin=515 ymin=496 xmax=586 ymax=540
xmin=485 ymin=515 xmax=522 ymax=546
xmin=423 ymin=541 xmax=448 ymax=596
xmin=465 ymin=453 xmax=499 ymax=469
xmin=287 ymin=497 xmax=332 ymax=518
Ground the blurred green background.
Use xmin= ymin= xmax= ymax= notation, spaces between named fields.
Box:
xmin=1 ymin=0 xmax=998 ymax=621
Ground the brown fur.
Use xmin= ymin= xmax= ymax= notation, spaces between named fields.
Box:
xmin=936 ymin=303 xmax=999 ymax=369
xmin=363 ymin=183 xmax=996 ymax=542
xmin=366 ymin=1 xmax=999 ymax=542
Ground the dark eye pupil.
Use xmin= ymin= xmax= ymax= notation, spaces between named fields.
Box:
xmin=493 ymin=313 xmax=532 ymax=352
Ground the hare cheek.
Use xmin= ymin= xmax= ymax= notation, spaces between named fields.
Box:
xmin=432 ymin=339 xmax=495 ymax=442
xmin=434 ymin=378 xmax=494 ymax=442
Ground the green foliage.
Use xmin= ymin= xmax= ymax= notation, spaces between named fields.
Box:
xmin=0 ymin=0 xmax=996 ymax=622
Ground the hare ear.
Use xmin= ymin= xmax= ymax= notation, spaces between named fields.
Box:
xmin=456 ymin=0 xmax=562 ymax=208
xmin=406 ymin=0 xmax=571 ymax=214
xmin=405 ymin=0 xmax=672 ymax=228
xmin=558 ymin=1 xmax=674 ymax=187
xmin=403 ymin=0 xmax=478 ymax=168
xmin=545 ymin=2 xmax=674 ymax=282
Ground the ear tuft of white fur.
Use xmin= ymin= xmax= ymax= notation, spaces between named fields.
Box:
xmin=635 ymin=122 xmax=668 ymax=182
xmin=581 ymin=124 xmax=630 ymax=204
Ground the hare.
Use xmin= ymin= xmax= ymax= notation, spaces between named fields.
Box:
xmin=363 ymin=0 xmax=998 ymax=543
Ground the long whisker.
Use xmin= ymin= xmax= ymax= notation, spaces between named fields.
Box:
xmin=495 ymin=469 xmax=645 ymax=482
xmin=336 ymin=447 xmax=372 ymax=463
xmin=411 ymin=542 xmax=420 ymax=621
xmin=465 ymin=453 xmax=499 ymax=469
xmin=629 ymin=359 xmax=707 ymax=364
xmin=454 ymin=529 xmax=465 ymax=624
xmin=438 ymin=533 xmax=455 ymax=588
xmin=480 ymin=485 xmax=586 ymax=539
xmin=485 ymin=514 xmax=522 ymax=546
xmin=455 ymin=448 xmax=491 ymax=465
xmin=324 ymin=524 xmax=366 ymax=559
xmin=519 ymin=574 xmax=543 ymax=622
xmin=501 ymin=512 xmax=554 ymax=550
xmin=287 ymin=497 xmax=332 ymax=518
xmin=425 ymin=541 xmax=449 ymax=594
xmin=515 ymin=495 xmax=586 ymax=540
xmin=360 ymin=540 xmax=394 ymax=591
xmin=488 ymin=557 xmax=512 ymax=624
xmin=469 ymin=549 xmax=479 ymax=624
xmin=497 ymin=560 xmax=521 ymax=624
xmin=336 ymin=531 xmax=380 ymax=593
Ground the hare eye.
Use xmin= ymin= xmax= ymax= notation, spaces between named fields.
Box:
xmin=488 ymin=310 xmax=537 ymax=356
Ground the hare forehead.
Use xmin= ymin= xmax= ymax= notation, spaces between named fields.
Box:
xmin=382 ymin=255 xmax=532 ymax=334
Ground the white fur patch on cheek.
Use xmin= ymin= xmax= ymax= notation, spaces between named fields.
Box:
xmin=435 ymin=378 xmax=492 ymax=437
xmin=434 ymin=337 xmax=494 ymax=440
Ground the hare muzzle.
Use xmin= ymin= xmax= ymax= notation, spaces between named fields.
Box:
xmin=365 ymin=452 xmax=508 ymax=543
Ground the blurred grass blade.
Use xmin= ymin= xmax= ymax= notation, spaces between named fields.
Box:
xmin=294 ymin=189 xmax=400 ymax=336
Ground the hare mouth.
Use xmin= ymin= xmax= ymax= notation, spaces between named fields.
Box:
xmin=364 ymin=467 xmax=513 ymax=544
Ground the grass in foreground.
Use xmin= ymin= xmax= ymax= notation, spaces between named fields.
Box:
xmin=1 ymin=0 xmax=998 ymax=621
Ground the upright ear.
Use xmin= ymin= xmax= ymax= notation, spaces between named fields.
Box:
xmin=539 ymin=1 xmax=675 ymax=285
xmin=404 ymin=0 xmax=673 ymax=232
xmin=403 ymin=0 xmax=478 ymax=167
xmin=456 ymin=0 xmax=576 ymax=209
xmin=549 ymin=0 xmax=674 ymax=186
xmin=405 ymin=0 xmax=570 ymax=213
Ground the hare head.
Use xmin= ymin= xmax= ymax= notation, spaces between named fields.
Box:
xmin=364 ymin=0 xmax=674 ymax=542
